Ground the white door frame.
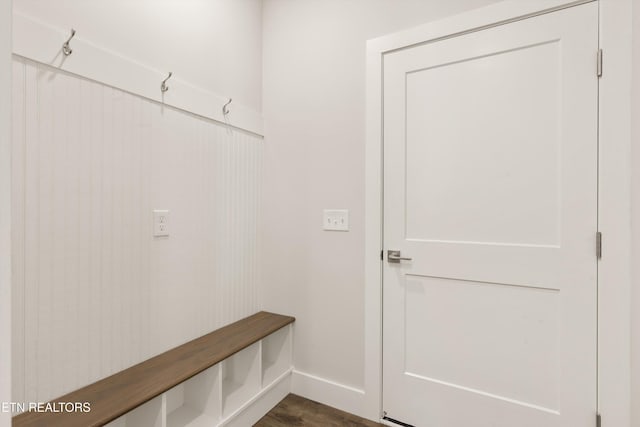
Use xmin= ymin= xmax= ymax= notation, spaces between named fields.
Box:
xmin=364 ymin=0 xmax=633 ymax=425
xmin=1 ymin=0 xmax=12 ymax=425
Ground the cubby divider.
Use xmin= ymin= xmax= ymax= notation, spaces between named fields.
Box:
xmin=221 ymin=342 xmax=262 ymax=417
xmin=261 ymin=324 xmax=292 ymax=387
xmin=166 ymin=364 xmax=221 ymax=427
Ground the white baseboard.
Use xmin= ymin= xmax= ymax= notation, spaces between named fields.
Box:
xmin=222 ymin=369 xmax=371 ymax=424
xmin=291 ymin=370 xmax=369 ymax=421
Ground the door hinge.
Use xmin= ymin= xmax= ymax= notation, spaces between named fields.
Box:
xmin=596 ymin=231 xmax=602 ymax=259
xmin=380 ymin=250 xmax=384 ymax=260
xmin=596 ymin=413 xmax=602 ymax=427
xmin=597 ymin=49 xmax=603 ymax=77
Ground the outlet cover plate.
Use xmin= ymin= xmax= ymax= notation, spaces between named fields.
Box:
xmin=153 ymin=210 xmax=169 ymax=237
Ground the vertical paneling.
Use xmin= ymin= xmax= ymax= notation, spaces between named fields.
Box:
xmin=11 ymin=58 xmax=264 ymax=405
xmin=11 ymin=58 xmax=26 ymax=408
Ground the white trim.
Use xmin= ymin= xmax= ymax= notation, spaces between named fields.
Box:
xmin=366 ymin=0 xmax=592 ymax=54
xmin=12 ymin=12 xmax=264 ymax=137
xmin=291 ymin=370 xmax=366 ymax=419
xmin=364 ymin=35 xmax=384 ymax=422
xmin=365 ymin=0 xmax=632 ymax=424
xmin=0 ymin=0 xmax=11 ymax=426
xmin=597 ymin=1 xmax=633 ymax=425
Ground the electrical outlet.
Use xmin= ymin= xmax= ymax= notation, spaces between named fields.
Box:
xmin=153 ymin=210 xmax=169 ymax=237
xmin=323 ymin=209 xmax=349 ymax=231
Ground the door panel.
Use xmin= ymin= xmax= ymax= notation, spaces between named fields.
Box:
xmin=404 ymin=276 xmax=560 ymax=411
xmin=382 ymin=4 xmax=598 ymax=427
xmin=405 ymin=41 xmax=561 ymax=246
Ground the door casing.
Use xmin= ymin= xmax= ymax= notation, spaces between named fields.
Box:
xmin=365 ymin=0 xmax=633 ymax=425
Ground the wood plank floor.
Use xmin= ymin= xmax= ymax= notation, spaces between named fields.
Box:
xmin=254 ymin=394 xmax=384 ymax=427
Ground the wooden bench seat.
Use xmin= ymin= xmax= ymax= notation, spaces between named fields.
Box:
xmin=13 ymin=311 xmax=295 ymax=427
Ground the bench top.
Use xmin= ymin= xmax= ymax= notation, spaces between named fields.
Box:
xmin=13 ymin=311 xmax=295 ymax=427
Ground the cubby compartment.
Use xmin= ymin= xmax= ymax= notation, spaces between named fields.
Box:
xmin=221 ymin=342 xmax=261 ymax=417
xmin=166 ymin=364 xmax=221 ymax=427
xmin=104 ymin=394 xmax=165 ymax=427
xmin=261 ymin=324 xmax=292 ymax=386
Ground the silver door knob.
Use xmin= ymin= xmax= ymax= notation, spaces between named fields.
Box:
xmin=387 ymin=250 xmax=412 ymax=263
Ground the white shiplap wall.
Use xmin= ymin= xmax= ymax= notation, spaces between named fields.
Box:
xmin=11 ymin=57 xmax=263 ymax=404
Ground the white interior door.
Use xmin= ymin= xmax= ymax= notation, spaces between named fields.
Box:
xmin=382 ymin=4 xmax=598 ymax=427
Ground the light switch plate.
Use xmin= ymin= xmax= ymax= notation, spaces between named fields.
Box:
xmin=323 ymin=209 xmax=349 ymax=231
xmin=153 ymin=210 xmax=169 ymax=237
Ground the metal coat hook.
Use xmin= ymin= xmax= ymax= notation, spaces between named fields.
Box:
xmin=161 ymin=72 xmax=173 ymax=93
xmin=62 ymin=29 xmax=76 ymax=56
xmin=222 ymin=98 xmax=232 ymax=115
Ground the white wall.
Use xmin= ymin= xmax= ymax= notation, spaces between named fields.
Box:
xmin=13 ymin=0 xmax=263 ymax=112
xmin=631 ymin=0 xmax=640 ymax=424
xmin=1 ymin=0 xmax=12 ymax=425
xmin=261 ymin=0 xmax=498 ymax=414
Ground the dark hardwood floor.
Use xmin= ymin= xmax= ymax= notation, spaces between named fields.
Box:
xmin=255 ymin=394 xmax=384 ymax=427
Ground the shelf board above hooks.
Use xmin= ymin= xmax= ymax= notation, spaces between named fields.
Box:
xmin=12 ymin=12 xmax=264 ymax=137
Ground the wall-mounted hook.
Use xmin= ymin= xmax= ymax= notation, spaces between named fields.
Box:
xmin=161 ymin=72 xmax=173 ymax=93
xmin=62 ymin=29 xmax=76 ymax=56
xmin=222 ymin=98 xmax=232 ymax=115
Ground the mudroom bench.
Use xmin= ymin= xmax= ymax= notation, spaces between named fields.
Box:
xmin=13 ymin=311 xmax=295 ymax=427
